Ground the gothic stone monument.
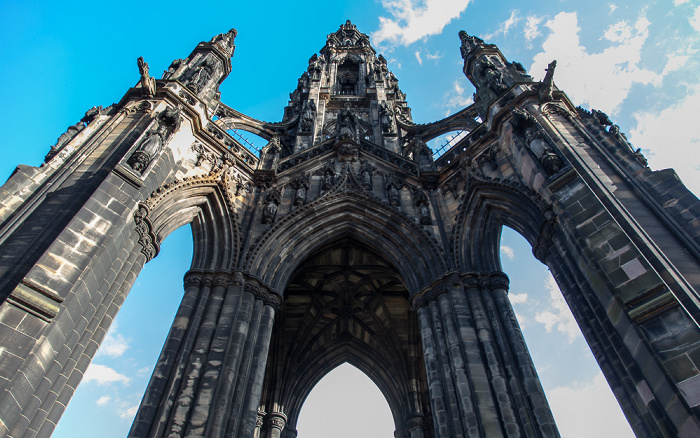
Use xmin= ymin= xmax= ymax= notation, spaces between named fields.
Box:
xmin=1 ymin=21 xmax=699 ymax=438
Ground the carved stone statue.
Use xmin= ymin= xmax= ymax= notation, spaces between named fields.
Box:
xmin=459 ymin=30 xmax=484 ymax=59
xmin=592 ymin=109 xmax=613 ymax=127
xmin=380 ymin=101 xmax=395 ymax=134
xmin=126 ymin=107 xmax=182 ymax=174
xmin=609 ymin=125 xmax=631 ymax=149
xmin=414 ymin=190 xmax=431 ymax=225
xmin=163 ymin=59 xmax=184 ymax=79
xmin=187 ymin=58 xmax=215 ymax=93
xmin=211 ymin=28 xmax=237 ymax=56
xmin=262 ymin=187 xmax=281 ymax=224
xmin=480 ymin=58 xmax=507 ymax=95
xmin=358 ymin=159 xmax=373 ymax=190
xmin=386 ymin=178 xmax=401 ymax=206
xmin=539 ymin=60 xmax=557 ymax=102
xmin=138 ymin=57 xmax=156 ymax=97
xmin=293 ymin=173 xmax=309 ymax=206
xmin=300 ymin=100 xmax=316 ymax=132
xmin=336 ymin=108 xmax=355 ymax=140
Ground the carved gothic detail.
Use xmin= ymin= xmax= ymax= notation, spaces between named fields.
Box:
xmin=538 ymin=60 xmax=557 ymax=103
xmin=413 ymin=189 xmax=431 ymax=225
xmin=133 ymin=204 xmax=159 ymax=262
xmin=137 ymin=56 xmax=156 ymax=98
xmin=127 ymin=106 xmax=182 ymax=174
xmin=262 ymin=186 xmax=281 ymax=224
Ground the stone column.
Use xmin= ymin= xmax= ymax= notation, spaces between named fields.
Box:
xmin=254 ymin=410 xmax=266 ymax=438
xmin=413 ymin=272 xmax=560 ymax=437
xmin=267 ymin=411 xmax=287 ymax=438
xmin=128 ymin=271 xmax=280 ymax=438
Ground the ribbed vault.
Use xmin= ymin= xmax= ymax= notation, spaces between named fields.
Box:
xmin=260 ymin=238 xmax=430 ymax=433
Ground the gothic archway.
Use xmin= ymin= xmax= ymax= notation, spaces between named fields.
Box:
xmin=257 ymin=238 xmax=432 ymax=437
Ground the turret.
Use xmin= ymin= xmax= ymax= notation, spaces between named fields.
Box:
xmin=279 ymin=20 xmax=411 ymax=156
xmin=162 ymin=28 xmax=238 ymax=106
xmin=459 ymin=30 xmax=532 ymax=118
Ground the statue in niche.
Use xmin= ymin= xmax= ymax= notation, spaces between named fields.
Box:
xmin=380 ymin=101 xmax=395 ymax=134
xmin=293 ymin=173 xmax=309 ymax=206
xmin=321 ymin=159 xmax=336 ymax=191
xmin=358 ymin=159 xmax=373 ymax=189
xmin=138 ymin=57 xmax=156 ymax=97
xmin=299 ymin=99 xmax=316 ymax=132
xmin=336 ymin=107 xmax=356 ymax=140
xmin=211 ymin=28 xmax=237 ymax=55
xmin=479 ymin=58 xmax=507 ymax=95
xmin=386 ymin=178 xmax=401 ymax=207
xmin=527 ymin=131 xmax=563 ymax=175
xmin=308 ymin=54 xmax=323 ymax=80
xmin=45 ymin=122 xmax=85 ymax=162
xmin=186 ymin=58 xmax=215 ymax=93
xmin=459 ymin=30 xmax=484 ymax=59
xmin=127 ymin=106 xmax=182 ymax=174
xmin=539 ymin=60 xmax=557 ymax=102
xmin=262 ymin=187 xmax=281 ymax=224
xmin=414 ymin=189 xmax=431 ymax=225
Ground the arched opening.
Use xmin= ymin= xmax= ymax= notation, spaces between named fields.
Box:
xmin=336 ymin=59 xmax=360 ymax=95
xmin=257 ymin=238 xmax=431 ymax=437
xmin=296 ymin=363 xmax=394 ymax=437
xmin=53 ymin=225 xmax=194 ymax=437
xmin=498 ymin=226 xmax=634 ymax=437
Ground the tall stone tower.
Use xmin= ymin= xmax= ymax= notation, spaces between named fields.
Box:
xmin=1 ymin=21 xmax=699 ymax=437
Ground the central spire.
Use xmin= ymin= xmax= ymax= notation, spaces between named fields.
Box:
xmin=281 ymin=21 xmax=411 ymax=156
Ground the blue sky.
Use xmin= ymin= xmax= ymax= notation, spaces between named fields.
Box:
xmin=2 ymin=0 xmax=699 ymax=437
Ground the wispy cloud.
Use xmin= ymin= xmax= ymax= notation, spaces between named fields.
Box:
xmin=97 ymin=329 xmax=130 ymax=358
xmin=484 ymin=10 xmax=520 ymax=41
xmin=372 ymin=0 xmax=473 ymax=47
xmin=96 ymin=395 xmax=112 ymax=406
xmin=83 ymin=364 xmax=131 ymax=386
xmin=510 ymin=292 xmax=528 ymax=304
xmin=500 ymin=245 xmax=515 ymax=260
xmin=442 ymin=80 xmax=474 ymax=115
xmin=524 ymin=15 xmax=543 ymax=42
xmin=530 ymin=12 xmax=672 ymax=116
xmin=534 ymin=274 xmax=580 ymax=343
xmin=415 ymin=51 xmax=423 ymax=65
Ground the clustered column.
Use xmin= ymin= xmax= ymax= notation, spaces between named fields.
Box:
xmin=413 ymin=272 xmax=559 ymax=438
xmin=128 ymin=270 xmax=280 ymax=438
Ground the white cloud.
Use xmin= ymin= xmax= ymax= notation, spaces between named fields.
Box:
xmin=372 ymin=0 xmax=473 ymax=46
xmin=97 ymin=330 xmax=130 ymax=358
xmin=500 ymin=244 xmax=515 ymax=259
xmin=534 ymin=274 xmax=581 ymax=343
xmin=484 ymin=10 xmax=520 ymax=40
xmin=609 ymin=4 xmax=618 ymax=14
xmin=675 ymin=0 xmax=690 ymax=5
xmin=548 ymin=373 xmax=635 ymax=437
xmin=83 ymin=364 xmax=131 ymax=386
xmin=530 ymin=12 xmax=667 ymax=116
xmin=426 ymin=51 xmax=442 ymax=60
xmin=119 ymin=404 xmax=139 ymax=420
xmin=415 ymin=51 xmax=423 ymax=65
xmin=442 ymin=80 xmax=474 ymax=115
xmin=691 ymin=6 xmax=700 ymax=32
xmin=524 ymin=15 xmax=543 ymax=41
xmin=629 ymin=85 xmax=700 ymax=195
xmin=510 ymin=292 xmax=528 ymax=304
xmin=96 ymin=395 xmax=111 ymax=406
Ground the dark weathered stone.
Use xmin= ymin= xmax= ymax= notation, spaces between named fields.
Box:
xmin=0 ymin=21 xmax=699 ymax=438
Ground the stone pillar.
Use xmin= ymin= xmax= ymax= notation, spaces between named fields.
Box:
xmin=254 ymin=410 xmax=266 ymax=438
xmin=413 ymin=272 xmax=559 ymax=438
xmin=128 ymin=271 xmax=280 ymax=438
xmin=267 ymin=411 xmax=287 ymax=438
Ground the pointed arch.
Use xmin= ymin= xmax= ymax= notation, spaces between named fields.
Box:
xmin=245 ymin=189 xmax=448 ymax=294
xmin=454 ymin=178 xmax=549 ymax=272
xmin=141 ymin=170 xmax=241 ymax=271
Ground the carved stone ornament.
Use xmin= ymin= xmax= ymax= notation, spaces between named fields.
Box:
xmin=321 ymin=159 xmax=336 ymax=191
xmin=335 ymin=140 xmax=359 ymax=162
xmin=211 ymin=28 xmax=237 ymax=56
xmin=262 ymin=186 xmax=281 ymax=224
xmin=299 ymin=99 xmax=316 ymax=132
xmin=137 ymin=56 xmax=156 ymax=98
xmin=386 ymin=176 xmax=401 ymax=207
xmin=533 ymin=208 xmax=557 ymax=263
xmin=45 ymin=121 xmax=85 ymax=163
xmin=539 ymin=60 xmax=557 ymax=103
xmin=357 ymin=159 xmax=374 ymax=190
xmin=134 ymin=204 xmax=159 ymax=262
xmin=458 ymin=30 xmax=484 ymax=59
xmin=127 ymin=106 xmax=182 ymax=174
xmin=380 ymin=100 xmax=395 ymax=134
xmin=232 ymin=271 xmax=245 ymax=286
xmin=413 ymin=189 xmax=431 ymax=225
xmin=292 ymin=173 xmax=310 ymax=206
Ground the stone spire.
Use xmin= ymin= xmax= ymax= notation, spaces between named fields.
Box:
xmin=161 ymin=28 xmax=238 ymax=105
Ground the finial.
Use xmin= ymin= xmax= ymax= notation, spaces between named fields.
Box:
xmin=137 ymin=56 xmax=156 ymax=97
